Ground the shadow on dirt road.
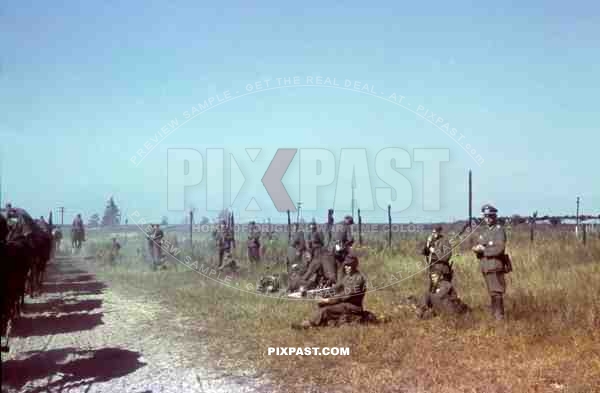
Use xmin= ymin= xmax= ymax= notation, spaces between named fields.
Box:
xmin=2 ymin=347 xmax=146 ymax=392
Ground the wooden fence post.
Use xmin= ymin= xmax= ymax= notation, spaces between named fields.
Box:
xmin=530 ymin=211 xmax=537 ymax=243
xmin=189 ymin=210 xmax=193 ymax=250
xmin=358 ymin=208 xmax=362 ymax=246
xmin=287 ymin=210 xmax=291 ymax=243
xmin=387 ymin=205 xmax=392 ymax=248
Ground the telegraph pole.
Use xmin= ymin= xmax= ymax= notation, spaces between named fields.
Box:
xmin=576 ymin=196 xmax=580 ymax=238
xmin=351 ymin=185 xmax=355 ymax=218
xmin=59 ymin=206 xmax=65 ymax=225
xmin=189 ymin=209 xmax=194 ymax=249
xmin=296 ymin=201 xmax=303 ymax=231
xmin=468 ymin=170 xmax=472 ymax=230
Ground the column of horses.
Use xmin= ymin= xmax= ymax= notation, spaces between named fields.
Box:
xmin=1 ymin=214 xmax=56 ymax=352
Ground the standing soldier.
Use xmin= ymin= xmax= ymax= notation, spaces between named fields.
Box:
xmin=326 ymin=209 xmax=334 ymax=247
xmin=472 ymin=204 xmax=509 ymax=320
xmin=287 ymin=221 xmax=306 ymax=269
xmin=151 ymin=224 xmax=164 ymax=270
xmin=53 ymin=226 xmax=63 ymax=252
xmin=421 ymin=226 xmax=453 ymax=283
xmin=145 ymin=225 xmax=154 ymax=262
xmin=307 ymin=220 xmax=325 ymax=262
xmin=71 ymin=213 xmax=85 ymax=249
xmin=333 ymin=215 xmax=354 ymax=281
xmin=215 ymin=220 xmax=234 ymax=270
xmin=247 ymin=220 xmax=261 ymax=265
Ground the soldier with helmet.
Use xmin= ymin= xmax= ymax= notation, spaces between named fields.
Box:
xmin=307 ymin=220 xmax=325 ymax=262
xmin=292 ymin=253 xmax=367 ymax=329
xmin=413 ymin=264 xmax=470 ymax=319
xmin=247 ymin=220 xmax=261 ymax=265
xmin=472 ymin=204 xmax=510 ymax=320
xmin=332 ymin=215 xmax=354 ymax=281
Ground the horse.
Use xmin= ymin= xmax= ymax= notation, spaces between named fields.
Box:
xmin=71 ymin=227 xmax=85 ymax=251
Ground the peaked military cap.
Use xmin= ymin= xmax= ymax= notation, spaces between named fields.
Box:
xmin=481 ymin=204 xmax=498 ymax=216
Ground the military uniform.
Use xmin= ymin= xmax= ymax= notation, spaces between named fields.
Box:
xmin=416 ymin=273 xmax=470 ymax=319
xmin=151 ymin=225 xmax=164 ymax=269
xmin=247 ymin=222 xmax=261 ymax=264
xmin=287 ymin=229 xmax=306 ymax=268
xmin=422 ymin=228 xmax=452 ymax=274
xmin=307 ymin=255 xmax=366 ymax=327
xmin=332 ymin=216 xmax=354 ymax=282
xmin=215 ymin=223 xmax=234 ymax=269
xmin=292 ymin=223 xmax=327 ymax=290
xmin=473 ymin=204 xmax=509 ymax=320
xmin=53 ymin=227 xmax=63 ymax=250
xmin=326 ymin=209 xmax=334 ymax=247
xmin=71 ymin=215 xmax=85 ymax=248
xmin=307 ymin=223 xmax=325 ymax=260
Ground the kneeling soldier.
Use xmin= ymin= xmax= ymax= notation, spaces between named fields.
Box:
xmin=415 ymin=267 xmax=470 ymax=319
xmin=292 ymin=253 xmax=368 ymax=329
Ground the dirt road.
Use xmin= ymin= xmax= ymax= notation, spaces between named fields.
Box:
xmin=1 ymin=257 xmax=276 ymax=393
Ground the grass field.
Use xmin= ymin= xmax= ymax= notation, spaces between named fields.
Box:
xmin=78 ymin=225 xmax=600 ymax=393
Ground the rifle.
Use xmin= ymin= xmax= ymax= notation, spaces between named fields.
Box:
xmin=287 ymin=286 xmax=336 ymax=299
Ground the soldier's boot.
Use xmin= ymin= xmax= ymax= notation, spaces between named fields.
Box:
xmin=491 ymin=295 xmax=505 ymax=321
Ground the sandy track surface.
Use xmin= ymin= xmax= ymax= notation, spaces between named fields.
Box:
xmin=1 ymin=257 xmax=276 ymax=393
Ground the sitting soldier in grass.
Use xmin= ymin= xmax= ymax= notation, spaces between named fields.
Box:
xmin=291 ymin=253 xmax=376 ymax=329
xmin=287 ymin=249 xmax=314 ymax=293
xmin=413 ymin=266 xmax=470 ymax=319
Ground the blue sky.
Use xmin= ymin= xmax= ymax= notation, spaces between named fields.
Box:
xmin=1 ymin=0 xmax=598 ymax=224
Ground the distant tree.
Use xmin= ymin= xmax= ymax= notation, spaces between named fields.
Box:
xmin=511 ymin=215 xmax=527 ymax=225
xmin=101 ymin=196 xmax=121 ymax=227
xmin=161 ymin=216 xmax=168 ymax=225
xmin=88 ymin=213 xmax=100 ymax=228
xmin=549 ymin=217 xmax=562 ymax=226
xmin=217 ymin=209 xmax=229 ymax=223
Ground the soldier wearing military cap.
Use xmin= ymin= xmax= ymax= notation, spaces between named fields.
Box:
xmin=472 ymin=204 xmax=509 ymax=320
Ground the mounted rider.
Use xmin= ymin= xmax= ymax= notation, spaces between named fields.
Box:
xmin=71 ymin=213 xmax=85 ymax=247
